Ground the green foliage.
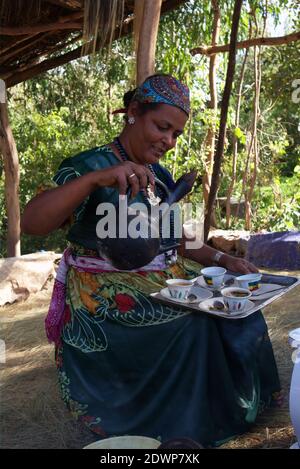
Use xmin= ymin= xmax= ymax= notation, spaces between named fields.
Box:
xmin=1 ymin=54 xmax=129 ymax=255
xmin=252 ymin=176 xmax=300 ymax=231
xmin=233 ymin=127 xmax=246 ymax=145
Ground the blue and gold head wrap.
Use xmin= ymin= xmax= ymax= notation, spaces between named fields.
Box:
xmin=132 ymin=75 xmax=190 ymax=116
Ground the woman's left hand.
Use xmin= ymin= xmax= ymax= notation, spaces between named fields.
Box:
xmin=222 ymin=255 xmax=259 ymax=274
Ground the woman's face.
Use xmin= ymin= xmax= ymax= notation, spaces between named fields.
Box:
xmin=127 ymin=103 xmax=188 ymax=165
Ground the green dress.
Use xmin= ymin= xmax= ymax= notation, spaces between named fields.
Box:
xmin=52 ymin=145 xmax=282 ymax=446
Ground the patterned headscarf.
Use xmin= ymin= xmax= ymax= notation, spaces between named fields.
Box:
xmin=132 ymin=75 xmax=190 ymax=116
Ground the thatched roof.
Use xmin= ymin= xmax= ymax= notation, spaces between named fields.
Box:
xmin=0 ymin=0 xmax=187 ymax=88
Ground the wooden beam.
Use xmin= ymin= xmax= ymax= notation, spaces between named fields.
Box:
xmin=45 ymin=0 xmax=83 ymax=9
xmin=0 ymin=32 xmax=54 ymax=64
xmin=191 ymin=30 xmax=300 ymax=56
xmin=0 ymin=11 xmax=83 ymax=36
xmin=1 ymin=34 xmax=82 ymax=77
xmin=0 ymin=34 xmax=41 ymax=56
xmin=4 ymin=22 xmax=133 ymax=87
xmin=4 ymin=40 xmax=95 ymax=87
xmin=0 ymin=13 xmax=83 ymax=68
xmin=0 ymin=21 xmax=82 ymax=36
xmin=136 ymin=0 xmax=163 ymax=85
xmin=4 ymin=0 xmax=187 ymax=87
xmin=0 ymin=86 xmax=21 ymax=257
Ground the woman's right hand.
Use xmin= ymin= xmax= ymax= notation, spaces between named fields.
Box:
xmin=93 ymin=161 xmax=155 ymax=198
xmin=21 ymin=161 xmax=155 ymax=236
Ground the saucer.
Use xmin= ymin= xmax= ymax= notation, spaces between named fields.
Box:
xmin=160 ymin=287 xmax=213 ymax=304
xmin=198 ymin=298 xmax=254 ymax=318
xmin=194 ymin=275 xmax=224 ymax=290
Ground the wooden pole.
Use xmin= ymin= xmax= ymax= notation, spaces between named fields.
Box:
xmin=225 ymin=47 xmax=249 ymax=227
xmin=136 ymin=0 xmax=163 ymax=85
xmin=202 ymin=0 xmax=220 ymax=227
xmin=133 ymin=0 xmax=145 ymax=59
xmin=0 ymin=80 xmax=21 ymax=257
xmin=204 ymin=0 xmax=243 ymax=242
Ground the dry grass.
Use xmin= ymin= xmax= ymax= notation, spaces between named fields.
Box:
xmin=0 ymin=282 xmax=96 ymax=449
xmin=1 ymin=271 xmax=299 ymax=449
xmin=222 ymin=268 xmax=300 ymax=449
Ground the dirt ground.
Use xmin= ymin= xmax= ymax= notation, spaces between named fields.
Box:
xmin=0 ymin=270 xmax=299 ymax=449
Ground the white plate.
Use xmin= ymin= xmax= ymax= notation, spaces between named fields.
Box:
xmin=198 ymin=298 xmax=254 ymax=319
xmin=84 ymin=436 xmax=161 ymax=449
xmin=159 ymin=287 xmax=213 ymax=304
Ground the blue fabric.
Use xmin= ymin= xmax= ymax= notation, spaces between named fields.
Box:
xmin=57 ymin=294 xmax=280 ymax=447
xmin=246 ymin=231 xmax=300 ymax=270
xmin=132 ymin=75 xmax=190 ymax=116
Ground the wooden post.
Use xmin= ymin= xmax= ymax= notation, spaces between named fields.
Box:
xmin=135 ymin=0 xmax=163 ymax=85
xmin=202 ymin=0 xmax=220 ymax=227
xmin=204 ymin=0 xmax=243 ymax=241
xmin=0 ymin=80 xmax=21 ymax=257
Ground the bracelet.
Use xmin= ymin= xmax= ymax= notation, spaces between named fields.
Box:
xmin=212 ymin=251 xmax=224 ymax=266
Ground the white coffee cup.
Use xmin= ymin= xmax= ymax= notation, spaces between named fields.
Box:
xmin=200 ymin=267 xmax=226 ymax=288
xmin=235 ymin=273 xmax=262 ymax=291
xmin=221 ymin=287 xmax=252 ymax=312
xmin=166 ymin=279 xmax=194 ymax=300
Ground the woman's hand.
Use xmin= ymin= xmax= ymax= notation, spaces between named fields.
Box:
xmin=93 ymin=161 xmax=155 ymax=198
xmin=181 ymin=242 xmax=259 ymax=275
xmin=222 ymin=254 xmax=259 ymax=274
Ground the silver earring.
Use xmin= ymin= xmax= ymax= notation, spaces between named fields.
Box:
xmin=128 ymin=116 xmax=135 ymax=125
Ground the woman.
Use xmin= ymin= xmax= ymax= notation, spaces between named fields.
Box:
xmin=21 ymin=74 xmax=281 ymax=447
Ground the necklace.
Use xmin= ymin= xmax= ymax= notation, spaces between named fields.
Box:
xmin=113 ymin=137 xmax=165 ymax=202
xmin=113 ymin=137 xmax=131 ymax=163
